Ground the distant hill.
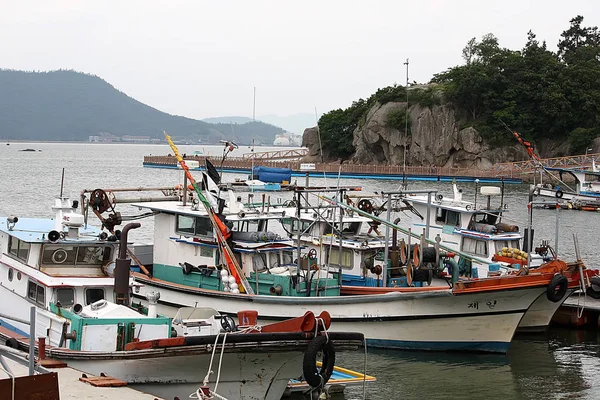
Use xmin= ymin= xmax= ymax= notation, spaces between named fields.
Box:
xmin=0 ymin=70 xmax=284 ymax=144
xmin=204 ymin=114 xmax=318 ymax=135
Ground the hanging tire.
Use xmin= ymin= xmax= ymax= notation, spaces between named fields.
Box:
xmin=546 ymin=274 xmax=568 ymax=302
xmin=302 ymin=336 xmax=336 ymax=388
xmin=586 ymin=286 xmax=600 ymax=300
xmin=555 ymin=190 xmax=564 ymax=199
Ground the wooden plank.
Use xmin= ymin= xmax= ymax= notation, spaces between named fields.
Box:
xmin=79 ymin=374 xmax=127 ymax=387
xmin=0 ymin=372 xmax=60 ymax=400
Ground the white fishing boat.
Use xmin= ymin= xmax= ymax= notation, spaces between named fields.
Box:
xmin=533 ymin=162 xmax=600 ymax=206
xmin=398 ymin=183 xmax=580 ymax=331
xmin=0 ymin=197 xmax=364 ymax=400
xmin=95 ymin=194 xmax=587 ymax=353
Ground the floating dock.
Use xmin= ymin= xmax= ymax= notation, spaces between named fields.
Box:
xmin=143 ymin=155 xmax=523 ymax=184
xmin=552 ymin=295 xmax=600 ymax=329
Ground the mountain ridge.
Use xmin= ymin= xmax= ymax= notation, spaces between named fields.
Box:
xmin=0 ymin=69 xmax=284 ymax=145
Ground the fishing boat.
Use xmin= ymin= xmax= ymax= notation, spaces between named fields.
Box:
xmin=76 ymin=133 xmax=598 ymax=353
xmin=533 ymin=162 xmax=600 ymax=206
xmin=0 ymin=197 xmax=364 ymax=400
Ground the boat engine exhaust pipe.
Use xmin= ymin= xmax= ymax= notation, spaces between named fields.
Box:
xmin=115 ymin=222 xmax=141 ymax=305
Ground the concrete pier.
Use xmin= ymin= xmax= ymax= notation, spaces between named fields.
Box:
xmin=1 ymin=357 xmax=162 ymax=400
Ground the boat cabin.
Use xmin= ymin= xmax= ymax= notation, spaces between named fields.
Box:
xmin=0 ymin=199 xmax=122 ymax=334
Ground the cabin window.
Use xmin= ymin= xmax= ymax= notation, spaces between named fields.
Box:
xmin=436 ymin=209 xmax=461 ymax=226
xmin=176 ymin=215 xmax=214 ymax=238
xmin=325 ymin=222 xmax=361 ymax=235
xmin=195 ymin=217 xmax=213 ymax=236
xmin=328 ymin=248 xmax=353 ymax=269
xmin=177 ymin=215 xmax=195 ymax=235
xmin=7 ymin=268 xmax=13 ymax=282
xmin=251 ymin=253 xmax=268 ymax=272
xmin=284 ymin=219 xmax=313 ymax=235
xmin=461 ymin=237 xmax=488 ymax=256
xmin=494 ymin=240 xmax=520 ymax=253
xmin=56 ymin=288 xmax=75 ymax=307
xmin=85 ymin=288 xmax=105 ymax=305
xmin=41 ymin=245 xmax=110 ymax=266
xmin=28 ymin=281 xmax=46 ymax=305
xmin=8 ymin=236 xmax=30 ymax=262
xmin=200 ymin=246 xmax=213 ymax=258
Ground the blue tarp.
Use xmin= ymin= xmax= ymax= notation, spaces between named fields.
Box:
xmin=252 ymin=166 xmax=292 ymax=183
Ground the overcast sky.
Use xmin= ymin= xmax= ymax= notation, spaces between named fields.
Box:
xmin=0 ymin=1 xmax=597 ymax=120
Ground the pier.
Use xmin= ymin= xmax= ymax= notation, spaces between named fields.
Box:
xmin=144 ymin=151 xmax=600 ymax=183
xmin=144 ymin=155 xmax=522 ymax=183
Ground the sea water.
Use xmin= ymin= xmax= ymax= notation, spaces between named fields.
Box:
xmin=1 ymin=142 xmax=599 ymax=400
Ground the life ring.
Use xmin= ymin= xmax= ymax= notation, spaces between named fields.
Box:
xmin=302 ymin=336 xmax=335 ymax=388
xmin=555 ymin=190 xmax=564 ymax=199
xmin=307 ymin=249 xmax=318 ymax=259
xmin=546 ymin=274 xmax=568 ymax=302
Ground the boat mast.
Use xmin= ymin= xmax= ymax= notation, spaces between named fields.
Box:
xmin=403 ymin=58 xmax=409 ymax=190
xmin=251 ymin=87 xmax=256 ymax=186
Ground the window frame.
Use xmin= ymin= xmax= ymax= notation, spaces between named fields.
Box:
xmin=327 ymin=248 xmax=354 ymax=270
xmin=176 ymin=215 xmax=214 ymax=238
xmin=8 ymin=236 xmax=30 ymax=262
xmin=85 ymin=287 xmax=105 ymax=305
xmin=56 ymin=287 xmax=76 ymax=307
xmin=27 ymin=280 xmax=46 ymax=305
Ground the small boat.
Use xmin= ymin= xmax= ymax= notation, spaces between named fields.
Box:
xmin=533 ymin=161 xmax=600 ymax=205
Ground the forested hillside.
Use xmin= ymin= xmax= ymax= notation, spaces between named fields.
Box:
xmin=0 ymin=70 xmax=283 ymax=144
xmin=318 ymin=16 xmax=600 ymax=159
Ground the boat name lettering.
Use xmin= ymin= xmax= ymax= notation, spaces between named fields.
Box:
xmin=468 ymin=301 xmax=479 ymax=309
xmin=486 ymin=300 xmax=497 ymax=309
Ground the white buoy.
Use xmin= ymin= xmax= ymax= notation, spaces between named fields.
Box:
xmin=231 ymin=288 xmax=240 ymax=294
xmin=223 ymin=286 xmax=231 ymax=292
xmin=228 ymin=276 xmax=237 ymax=284
xmin=220 ymin=269 xmax=229 ymax=278
xmin=229 ymin=282 xmax=239 ymax=291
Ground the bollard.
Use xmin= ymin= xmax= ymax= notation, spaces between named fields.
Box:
xmin=38 ymin=337 xmax=46 ymax=360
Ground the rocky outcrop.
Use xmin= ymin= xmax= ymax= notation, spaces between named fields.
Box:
xmin=300 ymin=126 xmax=324 ymax=162
xmin=303 ymin=101 xmax=530 ymax=167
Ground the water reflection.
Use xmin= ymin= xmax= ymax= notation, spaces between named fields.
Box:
xmin=329 ymin=328 xmax=600 ymax=400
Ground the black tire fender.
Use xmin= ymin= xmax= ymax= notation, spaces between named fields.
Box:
xmin=302 ymin=336 xmax=336 ymax=388
xmin=586 ymin=286 xmax=600 ymax=300
xmin=5 ymin=338 xmax=19 ymax=349
xmin=547 ymin=274 xmax=568 ymax=302
xmin=555 ymin=190 xmax=564 ymax=199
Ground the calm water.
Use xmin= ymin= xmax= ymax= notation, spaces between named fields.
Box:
xmin=1 ymin=142 xmax=600 ymax=400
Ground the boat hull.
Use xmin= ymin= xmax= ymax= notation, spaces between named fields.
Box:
xmin=132 ymin=274 xmax=546 ymax=353
xmin=535 ymin=187 xmax=600 ymax=204
xmin=65 ymin=350 xmax=302 ymax=400
xmin=516 ymin=289 xmax=574 ymax=332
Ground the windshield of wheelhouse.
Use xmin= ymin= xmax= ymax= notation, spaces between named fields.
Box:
xmin=40 ymin=244 xmax=113 ymax=275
